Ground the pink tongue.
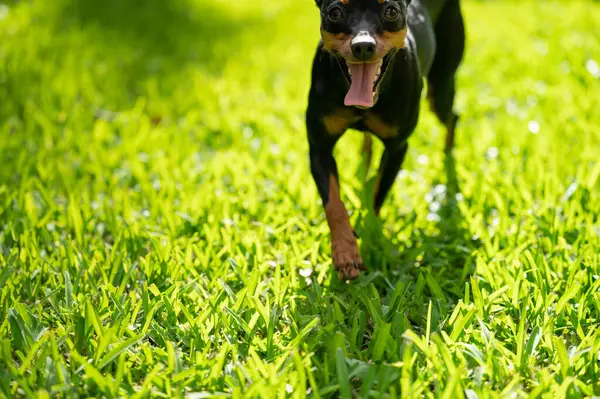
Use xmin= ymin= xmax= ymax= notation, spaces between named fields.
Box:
xmin=344 ymin=62 xmax=379 ymax=108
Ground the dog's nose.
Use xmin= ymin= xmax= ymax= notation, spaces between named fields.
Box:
xmin=351 ymin=34 xmax=376 ymax=62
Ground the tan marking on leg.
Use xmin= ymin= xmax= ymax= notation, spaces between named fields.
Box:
xmin=364 ymin=112 xmax=398 ymax=139
xmin=323 ymin=109 xmax=359 ymax=136
xmin=362 ymin=134 xmax=373 ymax=181
xmin=445 ymin=115 xmax=457 ymax=153
xmin=427 ymin=82 xmax=458 ymax=153
xmin=373 ymin=170 xmax=384 ymax=216
xmin=427 ymin=83 xmax=435 ymax=109
xmin=325 ymin=174 xmax=364 ymax=280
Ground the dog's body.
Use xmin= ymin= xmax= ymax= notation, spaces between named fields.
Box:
xmin=306 ymin=0 xmax=465 ymax=280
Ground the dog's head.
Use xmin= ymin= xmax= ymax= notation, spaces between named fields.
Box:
xmin=315 ymin=0 xmax=410 ymax=108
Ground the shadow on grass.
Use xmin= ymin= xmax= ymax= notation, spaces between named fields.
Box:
xmin=356 ymin=153 xmax=476 ymax=327
xmin=289 ymin=154 xmax=478 ymax=393
xmin=57 ymin=0 xmax=256 ymax=67
xmin=0 ymin=0 xmax=259 ymax=118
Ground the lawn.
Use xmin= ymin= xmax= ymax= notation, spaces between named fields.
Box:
xmin=1 ymin=0 xmax=599 ymax=397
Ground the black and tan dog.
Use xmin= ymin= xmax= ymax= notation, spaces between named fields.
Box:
xmin=306 ymin=0 xmax=465 ymax=280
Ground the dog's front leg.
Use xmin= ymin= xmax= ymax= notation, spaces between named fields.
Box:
xmin=373 ymin=140 xmax=409 ymax=215
xmin=307 ymin=120 xmax=365 ymax=280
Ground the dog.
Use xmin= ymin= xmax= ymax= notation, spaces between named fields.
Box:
xmin=306 ymin=0 xmax=465 ymax=280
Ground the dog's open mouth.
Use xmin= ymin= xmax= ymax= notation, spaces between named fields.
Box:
xmin=342 ymin=56 xmax=390 ymax=108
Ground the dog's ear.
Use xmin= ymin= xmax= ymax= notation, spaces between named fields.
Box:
xmin=315 ymin=0 xmax=323 ymax=7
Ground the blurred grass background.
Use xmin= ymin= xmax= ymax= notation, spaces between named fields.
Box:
xmin=1 ymin=0 xmax=600 ymax=397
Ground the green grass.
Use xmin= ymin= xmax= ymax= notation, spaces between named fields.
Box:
xmin=1 ymin=0 xmax=600 ymax=397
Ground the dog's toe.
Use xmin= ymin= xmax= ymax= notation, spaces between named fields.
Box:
xmin=332 ymin=239 xmax=364 ymax=281
xmin=337 ymin=263 xmax=361 ymax=281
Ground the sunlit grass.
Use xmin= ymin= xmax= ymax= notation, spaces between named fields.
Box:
xmin=0 ymin=0 xmax=599 ymax=397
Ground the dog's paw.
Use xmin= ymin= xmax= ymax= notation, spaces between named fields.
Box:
xmin=331 ymin=238 xmax=365 ymax=281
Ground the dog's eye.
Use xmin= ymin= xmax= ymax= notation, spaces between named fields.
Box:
xmin=328 ymin=6 xmax=344 ymax=22
xmin=383 ymin=6 xmax=400 ymax=21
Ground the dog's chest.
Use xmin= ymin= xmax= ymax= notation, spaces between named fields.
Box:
xmin=322 ymin=109 xmax=399 ymax=139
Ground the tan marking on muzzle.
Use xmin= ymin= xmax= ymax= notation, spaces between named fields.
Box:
xmin=321 ymin=28 xmax=352 ymax=57
xmin=377 ymin=27 xmax=408 ymax=52
xmin=339 ymin=0 xmax=383 ymax=3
